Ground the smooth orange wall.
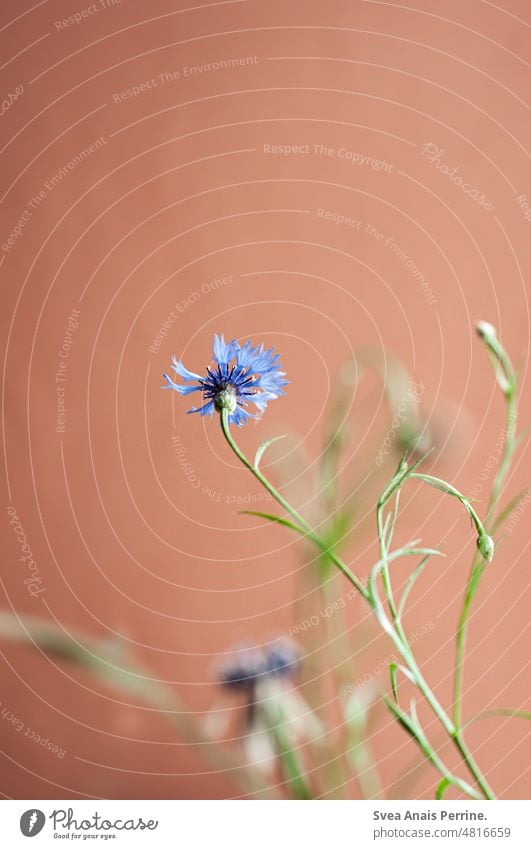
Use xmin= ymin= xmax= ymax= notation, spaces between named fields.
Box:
xmin=1 ymin=0 xmax=529 ymax=799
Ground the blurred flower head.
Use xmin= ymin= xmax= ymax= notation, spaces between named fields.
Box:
xmin=162 ymin=334 xmax=289 ymax=426
xmin=217 ymin=640 xmax=300 ymax=692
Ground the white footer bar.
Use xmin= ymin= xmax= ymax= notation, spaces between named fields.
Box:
xmin=1 ymin=799 xmax=528 ymax=848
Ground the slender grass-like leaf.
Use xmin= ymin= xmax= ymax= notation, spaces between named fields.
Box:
xmin=465 ymin=709 xmax=531 ymax=726
xmin=385 ymin=697 xmax=480 ymax=800
xmin=490 ymin=487 xmax=531 ymax=535
xmin=436 ymin=777 xmax=451 ymax=799
xmin=368 ymin=546 xmax=442 ymax=602
xmin=241 ymin=510 xmax=307 ymax=537
xmin=384 ymin=697 xmax=420 ymax=741
xmin=389 ymin=662 xmax=416 ymax=702
xmin=397 ymin=554 xmax=436 ymax=620
xmin=254 ymin=435 xmax=286 ymax=470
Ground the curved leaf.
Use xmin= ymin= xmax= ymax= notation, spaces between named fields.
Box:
xmin=389 ymin=662 xmax=416 ymax=702
xmin=240 ymin=510 xmax=308 ymax=538
xmin=254 ymin=435 xmax=286 ymax=470
xmin=436 ymin=777 xmax=451 ymax=800
xmin=368 ymin=545 xmax=442 ymax=604
xmin=384 ymin=696 xmax=420 ymax=741
xmin=465 ymin=709 xmax=531 ymax=726
xmin=398 ymin=554 xmax=434 ymax=620
xmin=491 ymin=487 xmax=531 ymax=535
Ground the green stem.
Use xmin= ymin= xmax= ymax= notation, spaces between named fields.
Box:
xmin=452 ymin=730 xmax=495 ymax=800
xmin=377 ymin=496 xmax=398 ymax=619
xmin=487 ymin=388 xmax=518 ymax=527
xmin=220 ymin=410 xmax=495 ymax=799
xmin=453 ymin=555 xmax=482 ymax=729
xmin=383 ymin=473 xmax=496 ymax=799
xmin=270 ymin=723 xmax=313 ymax=800
xmin=394 ymin=619 xmax=494 ymax=800
xmin=394 ymin=622 xmax=454 ymax=737
xmin=220 ymin=409 xmax=368 ymax=600
xmin=353 ymin=470 xmax=495 ymax=799
xmin=377 ymin=591 xmax=494 ymax=799
xmin=453 ymin=381 xmax=517 ymax=731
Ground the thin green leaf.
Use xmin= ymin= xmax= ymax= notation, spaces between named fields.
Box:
xmin=243 ymin=510 xmax=351 ymax=571
xmin=436 ymin=777 xmax=451 ymax=800
xmin=382 ymin=511 xmax=392 ymax=543
xmin=241 ymin=510 xmax=309 ymax=537
xmin=411 ymin=474 xmax=460 ymax=497
xmin=368 ymin=546 xmax=443 ymax=601
xmin=385 ymin=490 xmax=401 ymax=551
xmin=389 ymin=663 xmax=416 ymax=702
xmin=380 ymin=451 xmax=432 ymax=508
xmin=240 ymin=510 xmax=316 ymax=553
xmin=384 ymin=697 xmax=420 ymax=741
xmin=465 ymin=709 xmax=531 ymax=727
xmin=390 ymin=664 xmax=399 ymax=702
xmin=397 ymin=554 xmax=433 ymax=620
xmin=254 ymin=435 xmax=286 ymax=470
xmin=491 ymin=487 xmax=531 ymax=535
xmin=242 ymin=511 xmax=367 ymax=597
xmin=242 ymin=510 xmax=338 ymax=566
xmin=386 ymin=695 xmax=481 ymax=800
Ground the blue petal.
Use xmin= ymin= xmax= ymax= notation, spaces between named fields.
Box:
xmin=234 ymin=340 xmax=256 ymax=370
xmin=162 ymin=373 xmax=202 ymax=394
xmin=171 ymin=356 xmax=202 ymax=382
xmin=255 ymin=372 xmax=289 ymax=395
xmin=187 ymin=400 xmax=215 ymax=417
xmin=235 ymin=340 xmax=283 ymax=374
xmin=213 ymin=333 xmax=239 ymax=364
xmin=249 ymin=392 xmax=272 ymax=413
xmin=229 ymin=406 xmax=256 ymax=426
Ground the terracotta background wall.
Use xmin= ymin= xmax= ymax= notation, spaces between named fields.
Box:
xmin=1 ymin=0 xmax=529 ymax=799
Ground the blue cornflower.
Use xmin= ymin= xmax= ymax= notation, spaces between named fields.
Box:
xmin=265 ymin=641 xmax=300 ymax=677
xmin=218 ymin=647 xmax=270 ymax=692
xmin=162 ymin=334 xmax=289 ymax=426
xmin=218 ymin=641 xmax=301 ymax=691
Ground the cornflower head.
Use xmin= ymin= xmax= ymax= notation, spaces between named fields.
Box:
xmin=162 ymin=334 xmax=289 ymax=426
xmin=215 ymin=641 xmax=321 ymax=788
xmin=217 ymin=641 xmax=301 ymax=692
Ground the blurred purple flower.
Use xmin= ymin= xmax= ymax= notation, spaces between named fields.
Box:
xmin=218 ymin=641 xmax=300 ymax=691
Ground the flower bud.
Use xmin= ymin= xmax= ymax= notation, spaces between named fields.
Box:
xmin=477 ymin=533 xmax=494 ymax=562
xmin=475 ymin=321 xmax=497 ymax=341
xmin=214 ymin=388 xmax=237 ymax=413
